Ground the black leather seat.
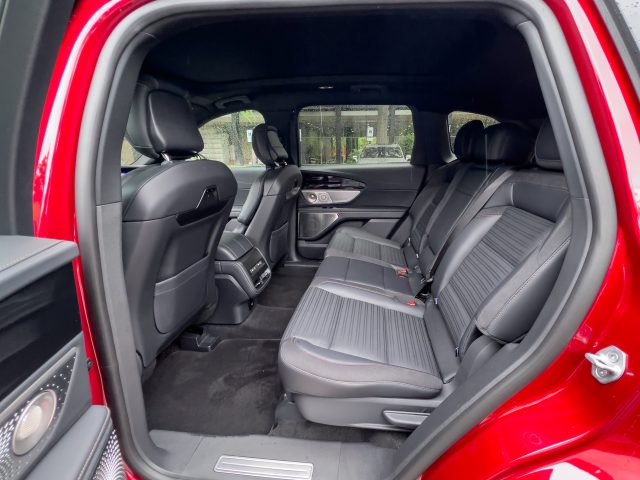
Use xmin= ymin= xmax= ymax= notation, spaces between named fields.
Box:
xmin=323 ymin=120 xmax=486 ymax=267
xmin=227 ymin=124 xmax=302 ymax=267
xmin=121 ymin=77 xmax=237 ymax=368
xmin=278 ymin=121 xmax=571 ymax=429
xmin=315 ymin=123 xmax=536 ymax=297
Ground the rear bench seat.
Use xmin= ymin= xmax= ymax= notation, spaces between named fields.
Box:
xmin=323 ymin=119 xmax=485 ymax=270
xmin=278 ymin=121 xmax=570 ymax=430
xmin=316 ymin=123 xmax=536 ymax=298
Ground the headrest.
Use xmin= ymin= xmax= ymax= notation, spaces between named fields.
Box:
xmin=535 ymin=120 xmax=563 ymax=171
xmin=126 ymin=76 xmax=204 ymax=160
xmin=453 ymin=120 xmax=484 ymax=162
xmin=252 ymin=124 xmax=289 ymax=167
xmin=484 ymin=123 xmax=535 ymax=166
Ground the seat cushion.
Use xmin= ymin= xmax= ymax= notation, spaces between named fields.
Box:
xmin=315 ymin=256 xmax=422 ymax=298
xmin=324 ymin=226 xmax=408 ymax=268
xmin=279 ymin=282 xmax=443 ymax=399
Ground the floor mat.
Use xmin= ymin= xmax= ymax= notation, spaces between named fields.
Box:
xmin=144 ymin=339 xmax=282 ymax=436
xmin=257 ymin=265 xmax=316 ymax=308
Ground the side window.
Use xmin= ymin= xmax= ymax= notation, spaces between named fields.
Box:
xmin=447 ymin=111 xmax=498 ymax=149
xmin=298 ymin=105 xmax=414 ymax=166
xmin=121 ymin=138 xmax=139 ymax=166
xmin=199 ymin=110 xmax=266 ymax=167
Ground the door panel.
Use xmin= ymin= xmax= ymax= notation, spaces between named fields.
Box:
xmin=229 ymin=167 xmax=265 ymax=219
xmin=297 ymin=164 xmax=425 ymax=259
xmin=27 ymin=406 xmax=117 ymax=480
xmin=0 ymin=236 xmax=121 ymax=480
xmin=0 ymin=0 xmax=116 ymax=476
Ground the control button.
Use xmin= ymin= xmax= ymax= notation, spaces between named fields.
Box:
xmin=318 ymin=192 xmax=330 ymax=203
xmin=307 ymin=192 xmax=317 ymax=203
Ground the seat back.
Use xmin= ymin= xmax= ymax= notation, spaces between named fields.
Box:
xmin=416 ymin=123 xmax=536 ymax=273
xmin=400 ymin=120 xmax=485 ymax=254
xmin=232 ymin=124 xmax=302 ymax=266
xmin=122 ymin=76 xmax=237 ymax=366
xmin=431 ymin=120 xmax=570 ymax=358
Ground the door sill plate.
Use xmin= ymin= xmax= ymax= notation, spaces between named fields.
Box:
xmin=214 ymin=455 xmax=313 ymax=479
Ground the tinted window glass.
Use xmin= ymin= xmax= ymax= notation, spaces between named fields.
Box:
xmin=298 ymin=105 xmax=414 ymax=165
xmin=121 ymin=138 xmax=139 ymax=165
xmin=199 ymin=110 xmax=265 ymax=168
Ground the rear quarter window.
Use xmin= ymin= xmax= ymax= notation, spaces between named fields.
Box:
xmin=121 ymin=138 xmax=139 ymax=165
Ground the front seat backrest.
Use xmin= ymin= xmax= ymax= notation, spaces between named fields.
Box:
xmin=230 ymin=124 xmax=302 ymax=267
xmin=121 ymin=76 xmax=237 ymax=367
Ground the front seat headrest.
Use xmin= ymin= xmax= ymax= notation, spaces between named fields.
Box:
xmin=126 ymin=76 xmax=204 ymax=160
xmin=453 ymin=120 xmax=484 ymax=162
xmin=535 ymin=120 xmax=563 ymax=171
xmin=484 ymin=123 xmax=535 ymax=166
xmin=252 ymin=124 xmax=289 ymax=167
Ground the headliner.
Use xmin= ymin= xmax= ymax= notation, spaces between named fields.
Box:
xmin=142 ymin=8 xmax=546 ymax=120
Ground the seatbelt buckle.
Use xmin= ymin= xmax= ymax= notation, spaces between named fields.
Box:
xmin=419 ymin=276 xmax=433 ymax=286
xmin=396 ymin=267 xmax=409 ymax=278
xmin=415 ymin=282 xmax=431 ymax=301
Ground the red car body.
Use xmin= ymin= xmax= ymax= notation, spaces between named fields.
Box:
xmin=31 ymin=0 xmax=640 ymax=478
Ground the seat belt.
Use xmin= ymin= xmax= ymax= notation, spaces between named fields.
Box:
xmin=417 ymin=168 xmax=515 ymax=296
xmin=413 ymin=162 xmax=470 ymax=254
xmin=391 ymin=161 xmax=462 ymax=245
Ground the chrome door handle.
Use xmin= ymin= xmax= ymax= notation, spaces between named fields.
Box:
xmin=585 ymin=346 xmax=627 ymax=384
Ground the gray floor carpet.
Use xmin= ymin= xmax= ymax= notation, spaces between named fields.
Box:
xmin=144 ymin=263 xmax=406 ymax=447
xmin=144 ymin=339 xmax=281 ymax=436
xmin=257 ymin=265 xmax=316 ymax=308
xmin=144 ymin=266 xmax=317 ymax=436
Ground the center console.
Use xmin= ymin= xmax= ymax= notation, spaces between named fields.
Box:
xmin=208 ymin=231 xmax=271 ymax=324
